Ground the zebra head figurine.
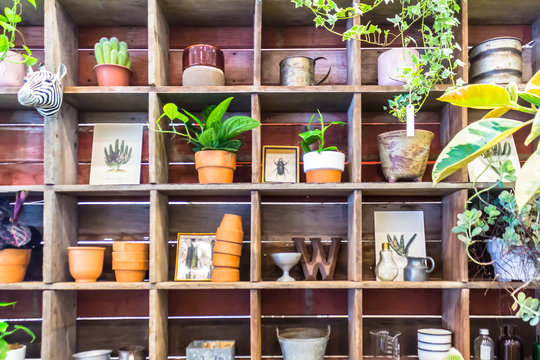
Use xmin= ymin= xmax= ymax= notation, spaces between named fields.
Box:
xmin=18 ymin=64 xmax=67 ymax=119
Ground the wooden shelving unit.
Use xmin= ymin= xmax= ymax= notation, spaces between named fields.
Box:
xmin=0 ymin=0 xmax=539 ymax=359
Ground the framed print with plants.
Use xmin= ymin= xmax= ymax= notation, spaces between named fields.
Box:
xmin=262 ymin=146 xmax=300 ymax=183
xmin=89 ymin=124 xmax=143 ymax=185
xmin=175 ymin=233 xmax=216 ymax=281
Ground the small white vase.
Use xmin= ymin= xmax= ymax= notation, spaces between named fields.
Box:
xmin=377 ymin=48 xmax=420 ymax=86
xmin=6 ymin=345 xmax=26 ymax=360
xmin=486 ymin=239 xmax=538 ymax=281
xmin=0 ymin=51 xmax=26 ymax=87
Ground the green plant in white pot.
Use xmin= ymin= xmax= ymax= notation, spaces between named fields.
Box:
xmin=0 ymin=302 xmax=35 ymax=360
xmin=298 ymin=110 xmax=345 ymax=183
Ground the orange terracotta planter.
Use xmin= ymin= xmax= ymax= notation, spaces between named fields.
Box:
xmin=114 ymin=270 xmax=146 ymax=282
xmin=112 ymin=251 xmax=148 ymax=262
xmin=213 ymin=240 xmax=243 ymax=256
xmin=216 ymin=228 xmax=244 ymax=244
xmin=306 ymin=169 xmax=342 ymax=183
xmin=68 ymin=247 xmax=105 ymax=283
xmin=194 ymin=150 xmax=236 ymax=184
xmin=211 ymin=267 xmax=239 ymax=282
xmin=0 ymin=249 xmax=31 ymax=283
xmin=219 ymin=214 xmax=242 ymax=229
xmin=212 ymin=253 xmax=240 ymax=268
xmin=94 ymin=64 xmax=132 ymax=86
xmin=113 ymin=241 xmax=149 ymax=253
xmin=112 ymin=260 xmax=149 ymax=271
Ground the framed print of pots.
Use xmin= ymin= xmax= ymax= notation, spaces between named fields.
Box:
xmin=175 ymin=233 xmax=216 ymax=281
xmin=89 ymin=124 xmax=143 ymax=185
xmin=262 ymin=146 xmax=299 ymax=183
xmin=467 ymin=135 xmax=521 ymax=182
xmin=374 ymin=211 xmax=426 ymax=281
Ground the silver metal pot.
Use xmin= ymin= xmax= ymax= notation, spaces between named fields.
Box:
xmin=279 ymin=56 xmax=331 ymax=86
xmin=469 ymin=37 xmax=522 ymax=84
xmin=118 ymin=346 xmax=146 ymax=360
xmin=72 ymin=350 xmax=112 ymax=360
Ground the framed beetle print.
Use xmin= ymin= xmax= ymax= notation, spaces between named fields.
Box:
xmin=175 ymin=233 xmax=216 ymax=281
xmin=262 ymin=146 xmax=300 ymax=183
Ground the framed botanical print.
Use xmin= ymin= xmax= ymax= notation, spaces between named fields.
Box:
xmin=175 ymin=233 xmax=216 ymax=281
xmin=262 ymin=146 xmax=300 ymax=183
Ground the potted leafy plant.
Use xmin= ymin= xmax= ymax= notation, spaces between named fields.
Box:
xmin=298 ymin=110 xmax=345 ymax=183
xmin=0 ymin=301 xmax=36 ymax=360
xmin=0 ymin=0 xmax=38 ymax=87
xmin=94 ymin=37 xmax=132 ymax=86
xmin=152 ymin=97 xmax=261 ymax=184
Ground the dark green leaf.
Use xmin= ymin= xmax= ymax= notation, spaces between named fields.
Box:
xmin=13 ymin=325 xmax=36 ymax=343
xmin=203 ymin=105 xmax=216 ymax=122
xmin=207 ymin=97 xmax=234 ymax=129
xmin=181 ymin=109 xmax=203 ymax=128
xmin=197 ymin=128 xmax=218 ymax=149
xmin=221 ymin=116 xmax=260 ymax=140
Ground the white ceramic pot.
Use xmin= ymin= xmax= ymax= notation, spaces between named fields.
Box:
xmin=182 ymin=65 xmax=225 ymax=86
xmin=418 ymin=348 xmax=450 ymax=360
xmin=418 ymin=341 xmax=452 ymax=351
xmin=486 ymin=239 xmax=538 ymax=282
xmin=6 ymin=345 xmax=26 ymax=360
xmin=417 ymin=329 xmax=452 ymax=345
xmin=377 ymin=48 xmax=420 ymax=86
xmin=303 ymin=151 xmax=345 ymax=172
xmin=0 ymin=51 xmax=26 ymax=87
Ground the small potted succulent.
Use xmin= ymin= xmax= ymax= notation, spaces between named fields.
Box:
xmin=152 ymin=97 xmax=261 ymax=184
xmin=94 ymin=37 xmax=132 ymax=86
xmin=298 ymin=110 xmax=345 ymax=183
xmin=0 ymin=301 xmax=36 ymax=360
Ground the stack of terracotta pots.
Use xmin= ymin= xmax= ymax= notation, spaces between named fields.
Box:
xmin=212 ymin=214 xmax=243 ymax=282
xmin=112 ymin=242 xmax=149 ymax=282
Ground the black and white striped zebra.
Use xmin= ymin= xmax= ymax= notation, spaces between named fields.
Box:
xmin=17 ymin=64 xmax=67 ymax=118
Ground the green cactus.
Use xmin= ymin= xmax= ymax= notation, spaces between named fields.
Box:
xmin=94 ymin=37 xmax=131 ymax=69
xmin=387 ymin=233 xmax=417 ymax=257
xmin=104 ymin=139 xmax=133 ymax=171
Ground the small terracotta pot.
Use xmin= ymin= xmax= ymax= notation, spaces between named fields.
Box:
xmin=113 ymin=241 xmax=149 ymax=253
xmin=112 ymin=260 xmax=149 ymax=271
xmin=306 ymin=169 xmax=342 ymax=183
xmin=112 ymin=251 xmax=148 ymax=262
xmin=0 ymin=249 xmax=31 ymax=283
xmin=94 ymin=64 xmax=132 ymax=86
xmin=211 ymin=267 xmax=239 ymax=282
xmin=114 ymin=270 xmax=146 ymax=282
xmin=303 ymin=151 xmax=345 ymax=183
xmin=212 ymin=253 xmax=240 ymax=268
xmin=377 ymin=129 xmax=434 ymax=182
xmin=213 ymin=240 xmax=243 ymax=256
xmin=194 ymin=150 xmax=236 ymax=184
xmin=68 ymin=247 xmax=106 ymax=283
xmin=216 ymin=228 xmax=244 ymax=244
xmin=219 ymin=214 xmax=243 ymax=229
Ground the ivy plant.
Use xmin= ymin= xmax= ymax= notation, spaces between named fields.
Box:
xmin=0 ymin=302 xmax=35 ymax=360
xmin=298 ymin=110 xmax=345 ymax=153
xmin=0 ymin=0 xmax=37 ymax=66
xmin=289 ymin=0 xmax=464 ymax=121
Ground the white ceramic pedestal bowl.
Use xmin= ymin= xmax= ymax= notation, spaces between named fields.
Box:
xmin=271 ymin=252 xmax=301 ymax=282
xmin=72 ymin=350 xmax=113 ymax=360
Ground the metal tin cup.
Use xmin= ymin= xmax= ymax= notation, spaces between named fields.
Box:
xmin=279 ymin=56 xmax=331 ymax=86
xmin=469 ymin=37 xmax=523 ymax=84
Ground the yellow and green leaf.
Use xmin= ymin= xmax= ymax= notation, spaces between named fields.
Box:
xmin=432 ymin=118 xmax=532 ymax=183
xmin=525 ymin=69 xmax=540 ymax=96
xmin=525 ymin=111 xmax=540 ymax=146
xmin=516 ymin=148 xmax=540 ymax=210
xmin=437 ymin=84 xmax=512 ymax=109
xmin=482 ymin=107 xmax=510 ymax=119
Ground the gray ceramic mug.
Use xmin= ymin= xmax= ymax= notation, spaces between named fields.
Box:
xmin=279 ymin=56 xmax=331 ymax=86
xmin=403 ymin=256 xmax=435 ymax=281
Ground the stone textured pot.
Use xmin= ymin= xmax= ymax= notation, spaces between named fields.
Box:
xmin=303 ymin=151 xmax=345 ymax=183
xmin=94 ymin=64 xmax=132 ymax=86
xmin=377 ymin=129 xmax=434 ymax=182
xmin=68 ymin=246 xmax=106 ymax=283
xmin=194 ymin=150 xmax=236 ymax=184
xmin=0 ymin=51 xmax=26 ymax=87
xmin=277 ymin=326 xmax=330 ymax=360
xmin=487 ymin=239 xmax=537 ymax=281
xmin=378 ymin=48 xmax=420 ymax=86
xmin=0 ymin=249 xmax=31 ymax=283
xmin=6 ymin=345 xmax=26 ymax=360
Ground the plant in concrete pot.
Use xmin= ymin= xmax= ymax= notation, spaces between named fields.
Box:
xmin=0 ymin=0 xmax=38 ymax=87
xmin=299 ymin=110 xmax=345 ymax=183
xmin=0 ymin=301 xmax=36 ymax=360
xmin=152 ymin=97 xmax=261 ymax=184
xmin=94 ymin=37 xmax=132 ymax=86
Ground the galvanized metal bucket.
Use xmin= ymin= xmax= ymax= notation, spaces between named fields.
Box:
xmin=469 ymin=37 xmax=522 ymax=84
xmin=277 ymin=326 xmax=330 ymax=360
xmin=279 ymin=56 xmax=331 ymax=86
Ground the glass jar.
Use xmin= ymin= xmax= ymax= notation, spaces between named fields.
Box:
xmin=474 ymin=328 xmax=494 ymax=360
xmin=375 ymin=243 xmax=399 ymax=281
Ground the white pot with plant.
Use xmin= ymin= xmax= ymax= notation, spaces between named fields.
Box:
xmin=0 ymin=302 xmax=36 ymax=360
xmin=298 ymin=110 xmax=345 ymax=183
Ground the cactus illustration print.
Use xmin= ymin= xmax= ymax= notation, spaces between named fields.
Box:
xmin=104 ymin=139 xmax=133 ymax=171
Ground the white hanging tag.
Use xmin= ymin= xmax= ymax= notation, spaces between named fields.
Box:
xmin=406 ymin=103 xmax=415 ymax=137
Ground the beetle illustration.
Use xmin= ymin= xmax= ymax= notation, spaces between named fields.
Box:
xmin=272 ymin=157 xmax=289 ymax=179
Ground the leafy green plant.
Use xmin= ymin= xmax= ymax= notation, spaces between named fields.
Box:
xmin=387 ymin=233 xmax=417 ymax=257
xmin=151 ymin=97 xmax=260 ymax=153
xmin=94 ymin=37 xmax=131 ymax=68
xmin=104 ymin=139 xmax=133 ymax=171
xmin=0 ymin=0 xmax=37 ymax=66
xmin=289 ymin=0 xmax=463 ymax=121
xmin=0 ymin=302 xmax=35 ymax=360
xmin=512 ymin=292 xmax=540 ymax=326
xmin=298 ymin=110 xmax=344 ymax=154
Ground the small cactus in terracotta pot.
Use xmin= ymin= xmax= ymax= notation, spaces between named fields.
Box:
xmin=94 ymin=37 xmax=133 ymax=86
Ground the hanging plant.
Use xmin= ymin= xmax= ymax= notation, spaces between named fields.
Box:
xmin=0 ymin=0 xmax=38 ymax=66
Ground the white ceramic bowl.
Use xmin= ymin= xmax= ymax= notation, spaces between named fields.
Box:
xmin=417 ymin=328 xmax=452 ymax=344
xmin=72 ymin=350 xmax=112 ymax=360
xmin=418 ymin=341 xmax=452 ymax=351
xmin=418 ymin=348 xmax=450 ymax=360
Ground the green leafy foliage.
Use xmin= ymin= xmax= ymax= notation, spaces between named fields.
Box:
xmin=512 ymin=292 xmax=540 ymax=326
xmin=0 ymin=0 xmax=37 ymax=66
xmin=151 ymin=97 xmax=261 ymax=153
xmin=298 ymin=110 xmax=344 ymax=153
xmin=0 ymin=302 xmax=35 ymax=360
xmin=94 ymin=37 xmax=131 ymax=68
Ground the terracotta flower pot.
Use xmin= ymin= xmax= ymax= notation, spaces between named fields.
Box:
xmin=0 ymin=249 xmax=31 ymax=283
xmin=194 ymin=150 xmax=236 ymax=184
xmin=213 ymin=240 xmax=243 ymax=256
xmin=211 ymin=267 xmax=239 ymax=282
xmin=112 ymin=251 xmax=148 ymax=262
xmin=216 ymin=228 xmax=244 ymax=244
xmin=112 ymin=260 xmax=149 ymax=271
xmin=114 ymin=270 xmax=146 ymax=282
xmin=219 ymin=214 xmax=242 ymax=229
xmin=212 ymin=253 xmax=240 ymax=268
xmin=303 ymin=151 xmax=345 ymax=183
xmin=377 ymin=129 xmax=434 ymax=182
xmin=94 ymin=64 xmax=132 ymax=86
xmin=68 ymin=247 xmax=105 ymax=283
xmin=113 ymin=241 xmax=149 ymax=253
xmin=0 ymin=51 xmax=26 ymax=87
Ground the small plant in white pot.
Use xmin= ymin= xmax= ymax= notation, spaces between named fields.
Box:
xmin=0 ymin=302 xmax=35 ymax=360
xmin=298 ymin=110 xmax=345 ymax=183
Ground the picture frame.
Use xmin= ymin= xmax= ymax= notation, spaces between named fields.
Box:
xmin=262 ymin=146 xmax=300 ymax=183
xmin=174 ymin=233 xmax=216 ymax=281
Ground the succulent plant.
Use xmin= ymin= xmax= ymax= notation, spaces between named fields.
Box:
xmin=94 ymin=37 xmax=131 ymax=69
xmin=387 ymin=233 xmax=417 ymax=257
xmin=104 ymin=139 xmax=133 ymax=171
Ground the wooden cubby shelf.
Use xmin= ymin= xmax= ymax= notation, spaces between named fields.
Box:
xmin=0 ymin=0 xmax=539 ymax=360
